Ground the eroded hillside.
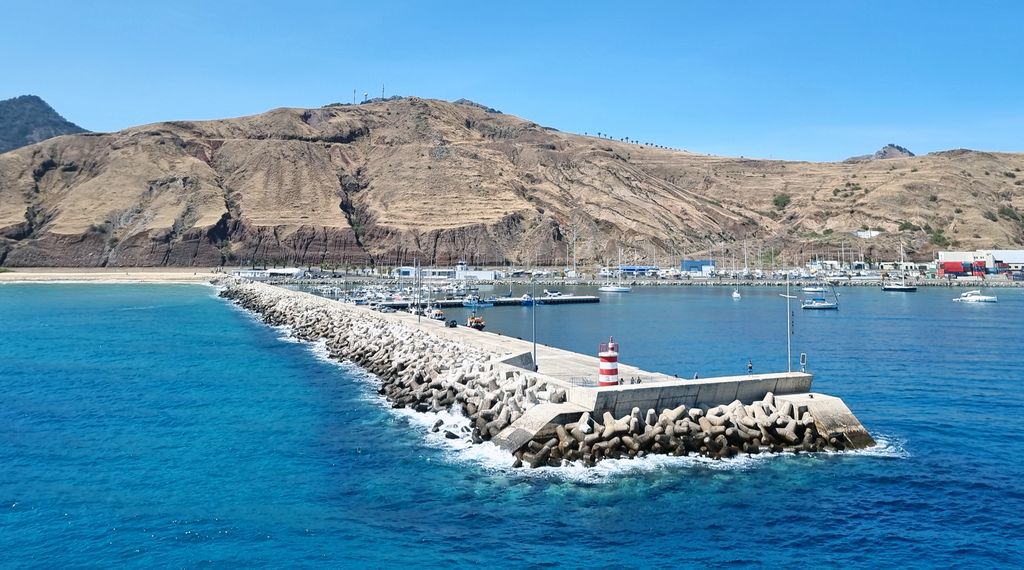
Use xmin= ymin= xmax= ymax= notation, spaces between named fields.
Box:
xmin=1 ymin=97 xmax=1021 ymax=266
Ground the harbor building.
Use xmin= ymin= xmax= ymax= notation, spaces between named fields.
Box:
xmin=937 ymin=249 xmax=1024 ymax=278
xmin=392 ymin=261 xmax=500 ymax=281
xmin=681 ymin=259 xmax=716 ymax=277
xmin=619 ymin=265 xmax=660 ymax=277
xmin=231 ymin=267 xmax=306 ymax=280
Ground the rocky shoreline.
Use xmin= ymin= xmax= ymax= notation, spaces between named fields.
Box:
xmin=219 ymin=278 xmax=857 ymax=468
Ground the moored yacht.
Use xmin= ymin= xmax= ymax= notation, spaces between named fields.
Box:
xmin=953 ymin=290 xmax=997 ymax=303
xmin=881 ymin=281 xmax=917 ymax=292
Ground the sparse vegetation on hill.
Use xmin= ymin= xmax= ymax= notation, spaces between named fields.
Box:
xmin=0 ymin=97 xmax=1022 ymax=267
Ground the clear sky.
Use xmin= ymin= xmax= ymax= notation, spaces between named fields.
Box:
xmin=2 ymin=0 xmax=1021 ymax=161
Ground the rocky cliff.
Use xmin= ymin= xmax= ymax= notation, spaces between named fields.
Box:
xmin=1 ymin=97 xmax=1022 ymax=267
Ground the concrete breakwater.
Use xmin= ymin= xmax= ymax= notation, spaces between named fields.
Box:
xmin=219 ymin=278 xmax=874 ymax=468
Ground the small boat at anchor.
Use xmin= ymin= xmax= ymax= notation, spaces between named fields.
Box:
xmin=953 ymin=290 xmax=998 ymax=303
xmin=881 ymin=281 xmax=917 ymax=292
xmin=466 ymin=314 xmax=486 ymax=330
xmin=598 ymin=249 xmax=632 ymax=293
xmin=802 ymin=283 xmax=839 ymax=310
xmin=731 ymin=289 xmax=742 ymax=300
xmin=882 ymin=241 xmax=917 ymax=292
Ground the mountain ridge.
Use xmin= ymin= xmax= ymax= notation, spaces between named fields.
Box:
xmin=1 ymin=96 xmax=1022 ymax=267
xmin=0 ymin=95 xmax=87 ymax=153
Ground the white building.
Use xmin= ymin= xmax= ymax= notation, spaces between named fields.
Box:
xmin=392 ymin=261 xmax=499 ymax=280
xmin=231 ymin=267 xmax=305 ymax=280
xmin=392 ymin=266 xmax=457 ymax=280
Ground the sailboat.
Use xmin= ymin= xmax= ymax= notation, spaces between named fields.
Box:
xmin=801 ymin=282 xmax=839 ymax=310
xmin=882 ymin=241 xmax=917 ymax=292
xmin=599 ymin=249 xmax=632 ymax=293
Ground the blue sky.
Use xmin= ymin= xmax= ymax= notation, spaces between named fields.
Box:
xmin=2 ymin=1 xmax=1021 ymax=161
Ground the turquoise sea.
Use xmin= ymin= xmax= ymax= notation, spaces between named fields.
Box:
xmin=1 ymin=283 xmax=1023 ymax=567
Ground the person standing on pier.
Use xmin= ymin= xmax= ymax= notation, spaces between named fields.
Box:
xmin=747 ymin=359 xmax=753 ymax=375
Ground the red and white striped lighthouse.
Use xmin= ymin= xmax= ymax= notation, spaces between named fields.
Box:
xmin=598 ymin=337 xmax=620 ymax=386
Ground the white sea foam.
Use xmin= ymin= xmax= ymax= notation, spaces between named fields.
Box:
xmin=844 ymin=434 xmax=910 ymax=459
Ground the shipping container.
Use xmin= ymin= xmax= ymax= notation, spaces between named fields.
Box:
xmin=943 ymin=261 xmax=966 ymax=273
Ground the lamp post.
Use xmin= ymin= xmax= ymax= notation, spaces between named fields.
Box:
xmin=532 ymin=276 xmax=538 ymax=371
xmin=779 ymin=272 xmax=795 ymax=372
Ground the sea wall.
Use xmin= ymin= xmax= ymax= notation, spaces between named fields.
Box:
xmin=218 ymin=278 xmax=872 ymax=468
xmin=218 ymin=279 xmax=561 ymax=443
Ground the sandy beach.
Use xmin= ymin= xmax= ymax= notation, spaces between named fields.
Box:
xmin=0 ymin=267 xmax=221 ymax=283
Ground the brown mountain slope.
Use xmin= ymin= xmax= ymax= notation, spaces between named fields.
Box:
xmin=1 ymin=97 xmax=1022 ymax=267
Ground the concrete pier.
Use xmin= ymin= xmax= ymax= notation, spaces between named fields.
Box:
xmin=220 ymin=279 xmax=875 ymax=466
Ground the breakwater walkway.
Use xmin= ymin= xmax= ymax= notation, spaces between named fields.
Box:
xmin=219 ymin=278 xmax=874 ymax=468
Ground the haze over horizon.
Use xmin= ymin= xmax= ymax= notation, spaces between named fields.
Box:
xmin=2 ymin=0 xmax=1022 ymax=162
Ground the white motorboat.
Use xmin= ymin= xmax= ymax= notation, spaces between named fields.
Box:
xmin=802 ymin=286 xmax=827 ymax=294
xmin=953 ymin=290 xmax=997 ymax=303
xmin=731 ymin=289 xmax=741 ymax=300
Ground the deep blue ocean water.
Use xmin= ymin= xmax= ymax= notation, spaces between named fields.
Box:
xmin=2 ymin=283 xmax=1023 ymax=567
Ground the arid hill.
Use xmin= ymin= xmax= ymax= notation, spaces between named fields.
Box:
xmin=1 ymin=97 xmax=1022 ymax=267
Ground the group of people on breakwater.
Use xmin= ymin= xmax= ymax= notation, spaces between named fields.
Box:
xmin=218 ymin=278 xmax=855 ymax=468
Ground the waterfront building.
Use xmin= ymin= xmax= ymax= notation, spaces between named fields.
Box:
xmin=392 ymin=261 xmax=499 ymax=281
xmin=936 ymin=249 xmax=1024 ymax=276
xmin=231 ymin=267 xmax=306 ymax=280
xmin=681 ymin=259 xmax=716 ymax=277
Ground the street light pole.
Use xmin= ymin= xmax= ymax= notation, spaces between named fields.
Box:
xmin=786 ymin=273 xmax=791 ymax=372
xmin=532 ymin=277 xmax=538 ymax=371
xmin=779 ymin=272 xmax=795 ymax=373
